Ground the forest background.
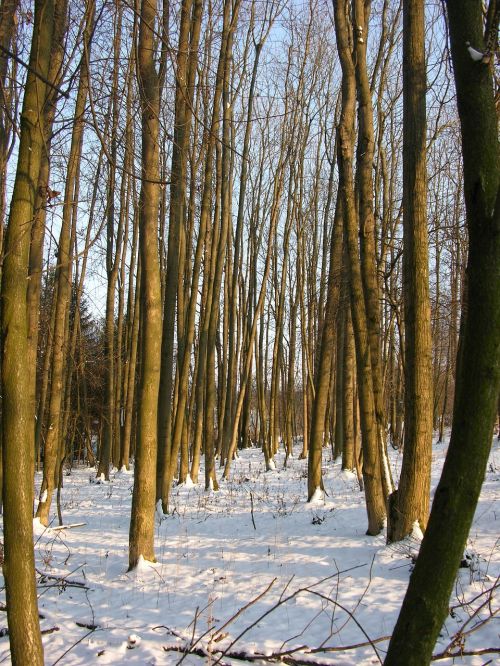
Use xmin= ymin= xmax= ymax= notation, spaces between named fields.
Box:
xmin=0 ymin=0 xmax=498 ymax=663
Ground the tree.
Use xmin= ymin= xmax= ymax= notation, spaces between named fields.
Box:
xmin=387 ymin=0 xmax=432 ymax=542
xmin=333 ymin=0 xmax=386 ymax=535
xmin=0 ymin=0 xmax=55 ymax=660
xmin=385 ymin=0 xmax=500 ymax=662
xmin=36 ymin=0 xmax=93 ymax=526
xmin=128 ymin=0 xmax=163 ymax=569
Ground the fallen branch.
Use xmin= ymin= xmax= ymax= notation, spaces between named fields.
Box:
xmin=431 ymin=647 xmax=500 ymax=661
xmin=309 ymin=635 xmax=392 ymax=654
xmin=51 ymin=523 xmax=87 ymax=531
xmin=75 ymin=621 xmax=100 ymax=630
xmin=164 ymin=640 xmax=395 ymax=666
xmin=36 ymin=569 xmax=88 ymax=589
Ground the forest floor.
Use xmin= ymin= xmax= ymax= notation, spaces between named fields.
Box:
xmin=0 ymin=436 xmax=498 ymax=665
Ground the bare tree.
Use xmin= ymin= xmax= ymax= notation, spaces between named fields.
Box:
xmin=387 ymin=0 xmax=432 ymax=542
xmin=385 ymin=0 xmax=499 ymax=661
xmin=0 ymin=0 xmax=55 ymax=660
xmin=128 ymin=0 xmax=163 ymax=569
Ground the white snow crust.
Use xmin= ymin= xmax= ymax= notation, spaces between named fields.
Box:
xmin=308 ymin=486 xmax=325 ymax=504
xmin=1 ymin=436 xmax=497 ymax=665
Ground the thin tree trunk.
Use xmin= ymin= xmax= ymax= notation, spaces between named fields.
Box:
xmin=36 ymin=2 xmax=90 ymax=525
xmin=388 ymin=0 xmax=432 ymax=542
xmin=333 ymin=0 xmax=386 ymax=535
xmin=128 ymin=0 xmax=163 ymax=569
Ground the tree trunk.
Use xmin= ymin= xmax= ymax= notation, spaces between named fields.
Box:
xmin=36 ymin=0 xmax=91 ymax=526
xmin=385 ymin=0 xmax=500 ymax=661
xmin=128 ymin=0 xmax=163 ymax=569
xmin=0 ymin=0 xmax=55 ymax=661
xmin=387 ymin=0 xmax=432 ymax=543
xmin=333 ymin=0 xmax=386 ymax=535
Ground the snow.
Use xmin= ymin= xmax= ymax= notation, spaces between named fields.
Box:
xmin=1 ymin=436 xmax=498 ymax=665
xmin=32 ymin=517 xmax=46 ymax=535
xmin=183 ymin=474 xmax=195 ymax=488
xmin=465 ymin=43 xmax=483 ymax=61
xmin=411 ymin=520 xmax=424 ymax=541
xmin=307 ymin=486 xmax=325 ymax=504
xmin=131 ymin=554 xmax=160 ymax=574
xmin=127 ymin=634 xmax=141 ymax=649
xmin=40 ymin=489 xmax=48 ymax=503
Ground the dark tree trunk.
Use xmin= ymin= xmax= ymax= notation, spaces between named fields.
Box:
xmin=385 ymin=0 xmax=500 ymax=662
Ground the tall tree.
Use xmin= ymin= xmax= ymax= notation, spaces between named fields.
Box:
xmin=387 ymin=0 xmax=432 ymax=542
xmin=0 ymin=0 xmax=55 ymax=660
xmin=98 ymin=2 xmax=125 ymax=481
xmin=36 ymin=0 xmax=92 ymax=526
xmin=128 ymin=0 xmax=163 ymax=569
xmin=333 ymin=0 xmax=386 ymax=534
xmin=157 ymin=0 xmax=203 ymax=509
xmin=385 ymin=0 xmax=500 ymax=662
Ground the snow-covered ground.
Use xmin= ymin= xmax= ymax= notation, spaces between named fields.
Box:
xmin=1 ymin=436 xmax=498 ymax=665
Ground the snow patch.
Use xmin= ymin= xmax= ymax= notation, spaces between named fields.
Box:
xmin=40 ymin=489 xmax=48 ymax=503
xmin=9 ymin=439 xmax=498 ymax=665
xmin=127 ymin=633 xmax=141 ymax=649
xmin=466 ymin=42 xmax=484 ymax=61
xmin=32 ymin=517 xmax=46 ymax=535
xmin=183 ymin=474 xmax=195 ymax=488
xmin=341 ymin=469 xmax=357 ymax=480
xmin=308 ymin=487 xmax=325 ymax=504
xmin=135 ymin=555 xmax=152 ymax=572
xmin=156 ymin=499 xmax=166 ymax=518
xmin=411 ymin=520 xmax=424 ymax=541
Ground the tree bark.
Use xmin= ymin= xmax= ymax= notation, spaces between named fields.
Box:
xmin=0 ymin=0 xmax=55 ymax=661
xmin=333 ymin=0 xmax=386 ymax=534
xmin=129 ymin=0 xmax=163 ymax=569
xmin=385 ymin=0 xmax=500 ymax=661
xmin=387 ymin=0 xmax=432 ymax=543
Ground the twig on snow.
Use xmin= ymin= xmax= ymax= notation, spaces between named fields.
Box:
xmin=250 ymin=491 xmax=257 ymax=530
xmin=214 ymin=577 xmax=277 ymax=639
xmin=212 ymin=568 xmax=368 ymax=666
xmin=51 ymin=627 xmax=100 ymax=666
xmin=305 ymin=589 xmax=382 ymax=664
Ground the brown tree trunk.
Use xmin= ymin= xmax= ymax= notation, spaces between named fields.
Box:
xmin=0 ymin=0 xmax=55 ymax=661
xmin=128 ymin=0 xmax=163 ymax=569
xmin=387 ymin=0 xmax=432 ymax=543
xmin=333 ymin=0 xmax=386 ymax=535
xmin=36 ymin=1 xmax=91 ymax=525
